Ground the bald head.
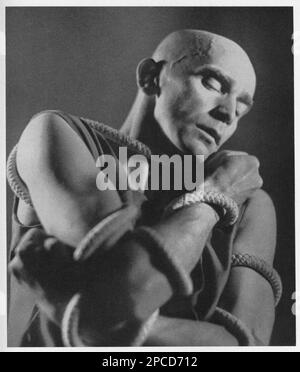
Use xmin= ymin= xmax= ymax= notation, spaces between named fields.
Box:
xmin=153 ymin=29 xmax=215 ymax=62
xmin=152 ymin=29 xmax=256 ymax=95
xmin=153 ymin=30 xmax=253 ymax=69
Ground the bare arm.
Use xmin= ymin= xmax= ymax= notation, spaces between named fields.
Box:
xmin=15 ymin=112 xmax=219 ymax=338
xmin=144 ymin=315 xmax=239 ymax=346
xmin=219 ymin=189 xmax=277 ymax=345
xmin=135 ymin=190 xmax=276 ymax=347
xmin=17 ymin=112 xmax=124 ymax=246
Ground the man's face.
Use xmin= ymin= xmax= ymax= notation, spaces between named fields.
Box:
xmin=153 ymin=39 xmax=256 ymax=157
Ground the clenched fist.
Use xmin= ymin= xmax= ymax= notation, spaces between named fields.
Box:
xmin=204 ymin=150 xmax=263 ymax=206
xmin=9 ymin=228 xmax=81 ymax=323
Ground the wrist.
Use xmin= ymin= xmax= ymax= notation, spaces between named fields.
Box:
xmin=203 ymin=178 xmax=224 ymax=194
xmin=166 ymin=199 xmax=220 ymax=228
xmin=165 ymin=189 xmax=239 ymax=227
xmin=194 ymin=202 xmax=220 ymax=226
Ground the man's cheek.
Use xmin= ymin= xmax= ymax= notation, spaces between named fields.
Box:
xmin=176 ymin=100 xmax=201 ymax=124
xmin=222 ymin=125 xmax=238 ymax=145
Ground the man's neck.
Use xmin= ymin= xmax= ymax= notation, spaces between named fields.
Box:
xmin=120 ymin=92 xmax=183 ymax=157
xmin=120 ymin=92 xmax=190 ymax=207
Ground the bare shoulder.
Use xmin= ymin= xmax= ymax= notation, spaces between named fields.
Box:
xmin=17 ymin=110 xmax=69 ymax=163
xmin=17 ymin=110 xmax=74 ymax=160
xmin=246 ymin=189 xmax=276 ymax=220
xmin=249 ymin=189 xmax=274 ymax=204
xmin=16 ymin=110 xmax=95 ymax=187
xmin=19 ymin=110 xmax=70 ymax=142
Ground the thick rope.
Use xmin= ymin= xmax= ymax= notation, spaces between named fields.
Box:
xmin=80 ymin=117 xmax=152 ymax=159
xmin=165 ymin=189 xmax=239 ymax=226
xmin=7 ymin=145 xmax=33 ymax=207
xmin=61 ymin=293 xmax=84 ymax=347
xmin=231 ymin=253 xmax=283 ymax=307
xmin=212 ymin=307 xmax=257 ymax=346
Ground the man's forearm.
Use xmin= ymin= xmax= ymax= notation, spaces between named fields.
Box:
xmin=124 ymin=203 xmax=218 ymax=316
xmin=78 ymin=203 xmax=219 ymax=341
xmin=218 ymin=190 xmax=277 ymax=345
xmin=220 ymin=267 xmax=275 ymax=345
xmin=144 ymin=315 xmax=238 ymax=346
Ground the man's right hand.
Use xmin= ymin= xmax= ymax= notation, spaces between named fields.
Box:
xmin=204 ymin=150 xmax=263 ymax=206
xmin=9 ymin=227 xmax=81 ymax=325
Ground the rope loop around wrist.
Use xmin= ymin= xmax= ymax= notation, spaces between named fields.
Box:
xmin=165 ymin=189 xmax=239 ymax=226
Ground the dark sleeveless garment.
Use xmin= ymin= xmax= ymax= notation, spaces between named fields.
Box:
xmin=7 ymin=110 xmax=242 ymax=346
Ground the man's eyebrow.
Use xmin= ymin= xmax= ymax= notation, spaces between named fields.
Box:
xmin=195 ymin=65 xmax=231 ymax=86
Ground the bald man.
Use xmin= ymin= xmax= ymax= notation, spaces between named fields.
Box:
xmin=7 ymin=30 xmax=278 ymax=346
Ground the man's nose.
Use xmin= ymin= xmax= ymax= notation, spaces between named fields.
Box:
xmin=209 ymin=94 xmax=236 ymax=125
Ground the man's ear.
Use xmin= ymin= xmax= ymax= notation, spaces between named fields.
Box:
xmin=136 ymin=58 xmax=163 ymax=96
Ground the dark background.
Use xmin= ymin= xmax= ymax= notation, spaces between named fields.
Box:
xmin=6 ymin=7 xmax=295 ymax=345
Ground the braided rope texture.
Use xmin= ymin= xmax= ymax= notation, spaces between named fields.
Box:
xmin=213 ymin=307 xmax=256 ymax=346
xmin=132 ymin=226 xmax=194 ymax=296
xmin=232 ymin=253 xmax=283 ymax=307
xmin=7 ymin=145 xmax=33 ymax=207
xmin=168 ymin=190 xmax=239 ymax=226
xmin=80 ymin=117 xmax=152 ymax=159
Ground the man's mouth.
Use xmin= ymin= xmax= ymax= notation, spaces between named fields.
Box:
xmin=195 ymin=124 xmax=221 ymax=146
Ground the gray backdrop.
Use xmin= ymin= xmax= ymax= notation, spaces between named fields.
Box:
xmin=6 ymin=7 xmax=295 ymax=345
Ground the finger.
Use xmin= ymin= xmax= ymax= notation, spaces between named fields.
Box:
xmin=16 ymin=228 xmax=49 ymax=254
xmin=9 ymin=254 xmax=35 ymax=285
xmin=205 ymin=150 xmax=248 ymax=165
xmin=44 ymin=237 xmax=75 ymax=261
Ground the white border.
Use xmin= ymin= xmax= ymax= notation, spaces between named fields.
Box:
xmin=0 ymin=0 xmax=298 ymax=353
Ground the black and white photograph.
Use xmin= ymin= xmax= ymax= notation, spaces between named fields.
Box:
xmin=2 ymin=3 xmax=297 ymax=351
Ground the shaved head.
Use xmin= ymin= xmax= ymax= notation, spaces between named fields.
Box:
xmin=153 ymin=29 xmax=254 ymax=67
xmin=153 ymin=29 xmax=256 ymax=95
xmin=153 ymin=29 xmax=215 ymax=63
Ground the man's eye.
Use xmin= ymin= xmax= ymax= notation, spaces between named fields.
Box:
xmin=202 ymin=77 xmax=222 ymax=92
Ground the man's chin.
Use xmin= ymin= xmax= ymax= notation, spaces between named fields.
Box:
xmin=184 ymin=140 xmax=216 ymax=159
xmin=179 ymin=131 xmax=216 ymax=157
